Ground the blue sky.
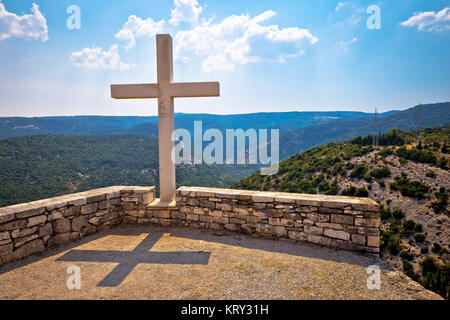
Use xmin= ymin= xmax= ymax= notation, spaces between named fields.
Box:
xmin=0 ymin=0 xmax=449 ymax=116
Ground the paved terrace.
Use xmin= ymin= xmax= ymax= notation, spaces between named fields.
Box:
xmin=0 ymin=225 xmax=441 ymax=300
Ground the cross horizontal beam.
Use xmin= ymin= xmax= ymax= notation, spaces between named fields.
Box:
xmin=58 ymin=249 xmax=211 ymax=264
xmin=111 ymin=82 xmax=220 ymax=99
xmin=111 ymin=84 xmax=159 ymax=99
xmin=170 ymin=82 xmax=220 ymax=98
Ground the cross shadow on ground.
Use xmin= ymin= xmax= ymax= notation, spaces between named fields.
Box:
xmin=56 ymin=232 xmax=210 ymax=287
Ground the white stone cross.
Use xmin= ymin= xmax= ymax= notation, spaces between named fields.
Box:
xmin=111 ymin=34 xmax=220 ymax=203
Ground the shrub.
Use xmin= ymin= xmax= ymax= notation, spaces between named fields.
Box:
xmin=388 ymin=236 xmax=402 ymax=255
xmin=341 ymin=186 xmax=356 ymax=196
xmin=351 ymin=129 xmax=405 ymax=146
xmin=401 ymin=219 xmax=417 ymax=237
xmin=390 ymin=177 xmax=430 ymax=199
xmin=392 ymin=207 xmax=405 ymax=220
xmin=419 ymin=258 xmax=450 ymax=300
xmin=414 ymin=233 xmax=426 ymax=243
xmin=403 ymin=261 xmax=420 ymax=281
xmin=432 ymin=243 xmax=442 ymax=254
xmin=318 ymin=180 xmax=331 ymax=192
xmin=380 ymin=206 xmax=392 ymax=221
xmin=400 ymin=250 xmax=414 ymax=261
xmin=341 ymin=186 xmax=369 ymax=197
xmin=438 ymin=157 xmax=448 ymax=170
xmin=354 ymin=187 xmax=369 ymax=197
xmin=390 ymin=220 xmax=401 ymax=234
xmin=430 ymin=187 xmax=448 ymax=214
xmin=420 ymin=257 xmax=439 ymax=275
xmin=350 ymin=164 xmax=367 ymax=179
xmin=363 ymin=173 xmax=372 ymax=182
xmin=396 ymin=147 xmax=437 ymax=165
xmin=421 ymin=247 xmax=429 ymax=254
xmin=311 ymin=174 xmax=325 ymax=187
xmin=370 ymin=166 xmax=391 ymax=179
xmin=379 ymin=148 xmax=393 ymax=157
xmin=326 ymin=178 xmax=339 ymax=196
xmin=426 ymin=170 xmax=436 ymax=178
xmin=380 ymin=230 xmax=402 ymax=255
xmin=403 ymin=220 xmax=416 ymax=231
xmin=415 ymin=223 xmax=423 ymax=232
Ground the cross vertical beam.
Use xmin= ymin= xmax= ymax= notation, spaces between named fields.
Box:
xmin=157 ymin=34 xmax=173 ymax=83
xmin=156 ymin=35 xmax=176 ymax=203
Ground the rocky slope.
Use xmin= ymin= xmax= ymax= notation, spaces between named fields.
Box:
xmin=233 ymin=126 xmax=450 ymax=299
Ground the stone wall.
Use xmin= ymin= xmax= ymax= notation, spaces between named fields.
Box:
xmin=169 ymin=187 xmax=380 ymax=255
xmin=1 ymin=185 xmax=380 ymax=266
xmin=0 ymin=186 xmax=155 ymax=265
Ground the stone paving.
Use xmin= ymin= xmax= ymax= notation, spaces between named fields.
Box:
xmin=0 ymin=225 xmax=442 ymax=300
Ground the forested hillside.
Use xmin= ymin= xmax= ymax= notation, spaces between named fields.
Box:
xmin=0 ymin=134 xmax=256 ymax=207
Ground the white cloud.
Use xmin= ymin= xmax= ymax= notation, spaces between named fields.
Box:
xmin=169 ymin=0 xmax=203 ymax=26
xmin=335 ymin=2 xmax=352 ymax=12
xmin=333 ymin=1 xmax=364 ymax=26
xmin=115 ymin=15 xmax=165 ymax=50
xmin=70 ymin=44 xmax=135 ymax=71
xmin=202 ymin=54 xmax=235 ymax=71
xmin=400 ymin=7 xmax=450 ymax=32
xmin=337 ymin=37 xmax=357 ymax=52
xmin=278 ymin=50 xmax=305 ymax=63
xmin=74 ymin=1 xmax=317 ymax=72
xmin=175 ymin=10 xmax=318 ymax=72
xmin=0 ymin=2 xmax=48 ymax=41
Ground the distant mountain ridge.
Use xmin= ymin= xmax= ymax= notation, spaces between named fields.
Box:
xmin=0 ymin=110 xmax=393 ymax=139
xmin=2 ymin=102 xmax=448 ymax=163
xmin=279 ymin=102 xmax=450 ymax=159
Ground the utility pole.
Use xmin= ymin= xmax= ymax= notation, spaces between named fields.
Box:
xmin=373 ymin=108 xmax=379 ymax=146
xmin=417 ymin=103 xmax=421 ymax=130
